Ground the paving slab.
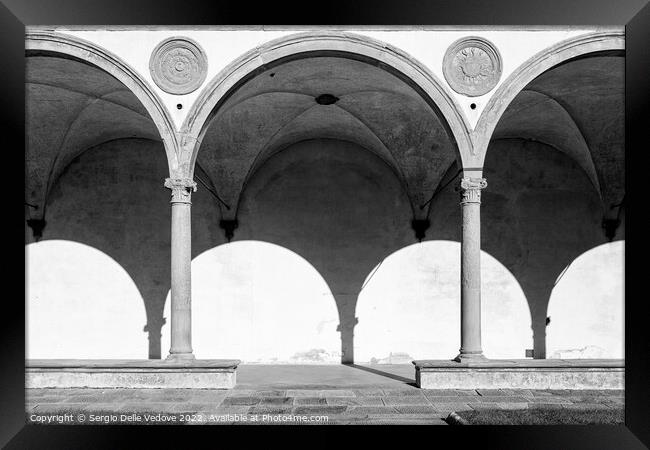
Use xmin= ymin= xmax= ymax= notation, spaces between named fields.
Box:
xmin=426 ymin=396 xmax=478 ymax=403
xmin=248 ymin=405 xmax=293 ymax=414
xmin=318 ymin=390 xmax=355 ymax=397
xmin=293 ymin=405 xmax=348 ymax=415
xmin=352 ymin=389 xmax=385 ymax=397
xmin=285 ymin=389 xmax=321 ymax=397
xmin=228 ymin=389 xmax=258 ymax=395
xmin=455 ymin=389 xmax=481 ymax=396
xmin=468 ymin=403 xmax=502 ymax=410
xmin=253 ymin=390 xmax=287 ymax=397
xmin=344 ymin=406 xmax=399 ymax=416
xmin=473 ymin=396 xmax=530 ymax=403
xmin=477 ymin=389 xmax=514 ymax=396
xmin=382 ymin=395 xmax=431 ymax=406
xmin=221 ymin=396 xmax=261 ymax=406
xmin=423 ymin=389 xmax=462 ymax=396
xmin=498 ymin=389 xmax=535 ymax=396
xmin=260 ymin=397 xmax=294 ymax=405
xmin=325 ymin=397 xmax=384 ymax=406
xmin=381 ymin=388 xmax=424 ymax=396
xmin=393 ymin=405 xmax=439 ymax=414
xmin=293 ymin=397 xmax=326 ymax=405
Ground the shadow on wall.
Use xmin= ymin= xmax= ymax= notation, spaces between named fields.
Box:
xmin=480 ymin=139 xmax=625 ymax=359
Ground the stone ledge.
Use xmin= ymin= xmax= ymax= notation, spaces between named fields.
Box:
xmin=413 ymin=359 xmax=624 ymax=368
xmin=412 ymin=359 xmax=624 ymax=390
xmin=26 ymin=359 xmax=240 ymax=389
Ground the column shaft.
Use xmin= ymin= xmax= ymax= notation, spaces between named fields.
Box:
xmin=455 ymin=177 xmax=487 ymax=362
xmin=165 ymin=178 xmax=197 ymax=360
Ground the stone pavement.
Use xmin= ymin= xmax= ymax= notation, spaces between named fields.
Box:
xmin=25 ymin=388 xmax=624 ymax=425
xmin=24 ymin=364 xmax=624 ymax=425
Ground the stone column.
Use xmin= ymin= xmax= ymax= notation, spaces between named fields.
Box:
xmin=164 ymin=178 xmax=197 ymax=360
xmin=455 ymin=177 xmax=488 ymax=362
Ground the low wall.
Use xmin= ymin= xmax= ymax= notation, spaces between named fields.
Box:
xmin=26 ymin=360 xmax=240 ymax=389
xmin=413 ymin=359 xmax=624 ymax=390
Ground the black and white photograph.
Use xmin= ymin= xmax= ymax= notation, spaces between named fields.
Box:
xmin=5 ymin=0 xmax=648 ymax=444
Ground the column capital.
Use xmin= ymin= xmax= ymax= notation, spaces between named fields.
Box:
xmin=459 ymin=177 xmax=487 ymax=204
xmin=164 ymin=178 xmax=197 ymax=204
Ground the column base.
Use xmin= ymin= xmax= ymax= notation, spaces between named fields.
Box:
xmin=166 ymin=352 xmax=195 ymax=361
xmin=453 ymin=352 xmax=487 ymax=363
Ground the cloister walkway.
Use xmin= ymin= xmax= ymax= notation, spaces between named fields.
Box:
xmin=26 ymin=364 xmax=623 ymax=425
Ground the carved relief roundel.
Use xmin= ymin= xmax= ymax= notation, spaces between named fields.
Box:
xmin=443 ymin=37 xmax=502 ymax=97
xmin=149 ymin=37 xmax=208 ymax=95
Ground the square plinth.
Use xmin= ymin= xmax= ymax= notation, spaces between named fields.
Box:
xmin=26 ymin=359 xmax=241 ymax=389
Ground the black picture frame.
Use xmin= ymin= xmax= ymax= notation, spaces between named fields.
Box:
xmin=4 ymin=0 xmax=648 ymax=447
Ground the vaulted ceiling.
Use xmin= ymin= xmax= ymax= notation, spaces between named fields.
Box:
xmin=195 ymin=56 xmax=459 ymax=219
xmin=26 ymin=51 xmax=625 ymax=223
xmin=25 ymin=55 xmax=161 ymax=217
xmin=492 ymin=54 xmax=625 ymax=212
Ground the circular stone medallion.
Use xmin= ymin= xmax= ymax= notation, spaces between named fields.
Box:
xmin=149 ymin=37 xmax=208 ymax=95
xmin=443 ymin=37 xmax=502 ymax=97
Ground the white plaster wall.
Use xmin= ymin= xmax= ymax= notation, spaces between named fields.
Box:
xmin=42 ymin=26 xmax=612 ymax=130
xmin=26 ymin=240 xmax=148 ymax=359
xmin=161 ymin=241 xmax=341 ymax=363
xmin=26 ymin=237 xmax=623 ymax=362
xmin=355 ymin=241 xmax=532 ymax=362
xmin=546 ymin=241 xmax=625 ymax=359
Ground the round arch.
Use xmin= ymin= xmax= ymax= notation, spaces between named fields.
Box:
xmin=25 ymin=31 xmax=181 ymax=176
xmin=181 ymin=31 xmax=473 ymax=178
xmin=473 ymin=30 xmax=624 ymax=165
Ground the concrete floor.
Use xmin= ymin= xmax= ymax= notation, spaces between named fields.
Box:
xmin=25 ymin=364 xmax=624 ymax=425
